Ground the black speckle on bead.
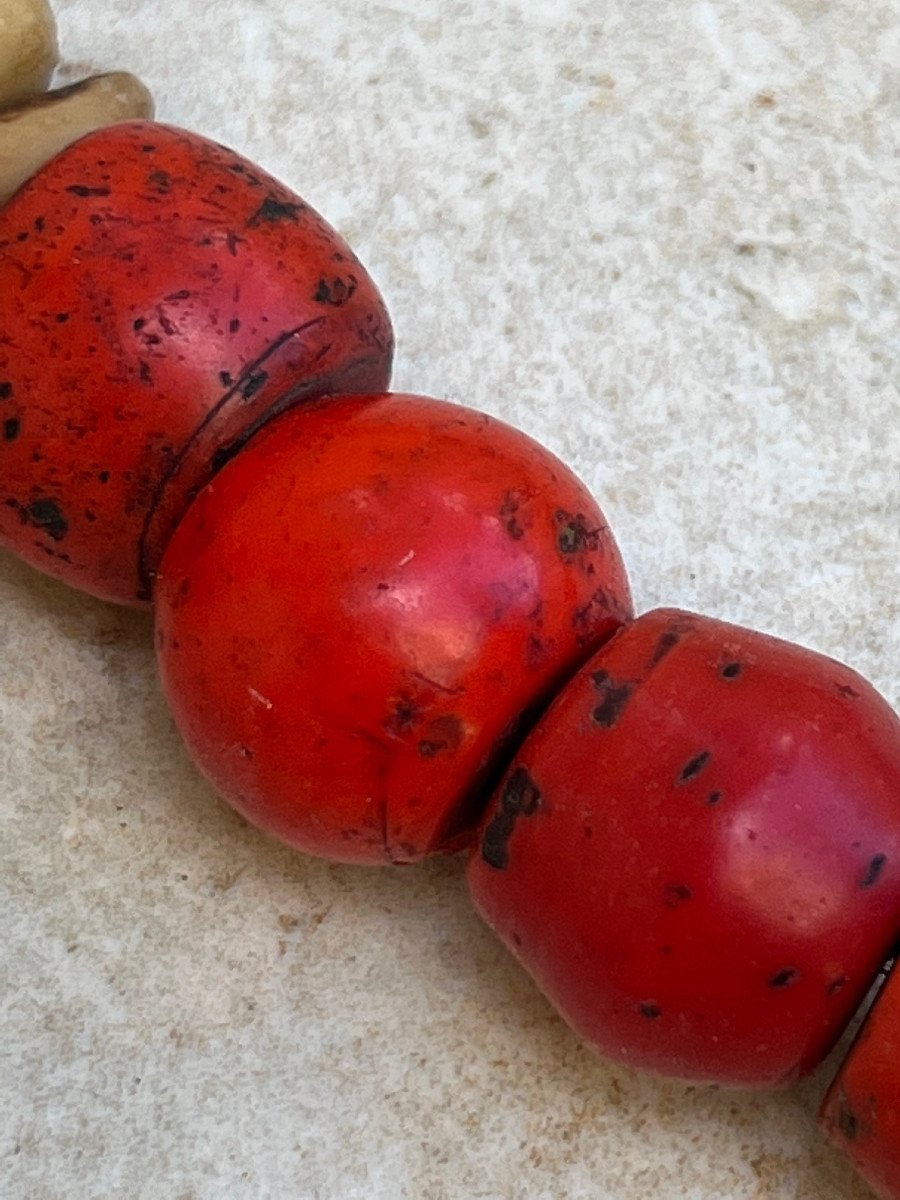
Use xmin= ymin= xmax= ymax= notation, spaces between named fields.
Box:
xmin=860 ymin=854 xmax=887 ymax=890
xmin=219 ymin=370 xmax=234 ymax=388
xmin=0 ymin=382 xmax=12 ymax=400
xmin=638 ymin=1002 xmax=661 ymax=1020
xmin=663 ymin=883 xmax=693 ymax=908
xmin=480 ymin=766 xmax=542 ymax=870
xmin=229 ymin=317 xmax=241 ymax=333
xmin=66 ymin=184 xmax=111 ymax=198
xmin=314 ymin=275 xmax=359 ymax=307
xmin=707 ymin=790 xmax=723 ymax=806
xmin=55 ymin=312 xmax=70 ymax=324
xmin=827 ymin=975 xmax=849 ymax=996
xmin=240 ymin=370 xmax=269 ymax=400
xmin=384 ymin=695 xmax=423 ymax=736
xmin=769 ymin=968 xmax=800 ymax=990
xmin=98 ymin=470 xmax=110 ymax=484
xmin=572 ymin=586 xmax=620 ymax=644
xmin=481 ymin=811 xmax=515 ymax=870
xmin=247 ymin=196 xmax=305 ymax=227
xmin=499 ymin=490 xmax=525 ymax=540
xmin=590 ymin=669 xmax=633 ymax=728
xmin=678 ymin=750 xmax=712 ymax=785
xmin=3 ymin=417 xmax=20 ymax=441
xmin=837 ymin=682 xmax=861 ymax=700
xmin=650 ymin=627 xmax=681 ymax=666
xmin=23 ymin=498 xmax=68 ymax=542
xmin=502 ymin=766 xmax=542 ymax=817
xmin=720 ymin=661 xmax=743 ymax=679
xmin=837 ymin=1096 xmax=860 ymax=1142
xmin=555 ymin=510 xmax=600 ymax=555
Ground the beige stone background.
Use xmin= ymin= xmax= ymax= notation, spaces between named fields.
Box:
xmin=2 ymin=0 xmax=899 ymax=1197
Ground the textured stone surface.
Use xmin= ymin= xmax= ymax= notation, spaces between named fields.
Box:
xmin=2 ymin=1 xmax=898 ymax=1196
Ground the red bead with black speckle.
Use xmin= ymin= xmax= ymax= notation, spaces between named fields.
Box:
xmin=0 ymin=121 xmax=393 ymax=605
xmin=467 ymin=608 xmax=900 ymax=1087
xmin=154 ymin=392 xmax=632 ymax=864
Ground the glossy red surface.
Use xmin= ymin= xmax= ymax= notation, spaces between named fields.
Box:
xmin=154 ymin=392 xmax=632 ymax=864
xmin=467 ymin=608 xmax=900 ymax=1087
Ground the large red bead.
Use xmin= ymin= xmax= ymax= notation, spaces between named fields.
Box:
xmin=154 ymin=392 xmax=632 ymax=864
xmin=0 ymin=121 xmax=392 ymax=604
xmin=467 ymin=608 xmax=900 ymax=1087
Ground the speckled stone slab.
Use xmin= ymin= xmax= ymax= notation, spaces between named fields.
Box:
xmin=2 ymin=1 xmax=898 ymax=1197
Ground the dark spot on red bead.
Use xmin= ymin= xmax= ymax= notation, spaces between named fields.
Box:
xmin=769 ymin=968 xmax=800 ymax=990
xmin=0 ymin=382 xmax=12 ymax=400
xmin=650 ymin=627 xmax=681 ymax=665
xmin=384 ymin=695 xmax=424 ymax=736
xmin=860 ymin=853 xmax=887 ymax=889
xmin=21 ymin=498 xmax=68 ymax=541
xmin=525 ymin=634 xmax=547 ymax=668
xmin=678 ymin=750 xmax=712 ymax=785
xmin=837 ymin=682 xmax=861 ymax=699
xmin=3 ymin=417 xmax=20 ymax=441
xmin=481 ymin=766 xmax=542 ymax=869
xmin=827 ymin=975 xmax=849 ymax=996
xmin=240 ymin=370 xmax=269 ymax=400
xmin=664 ymin=883 xmax=693 ymax=908
xmin=591 ymin=669 xmax=633 ymax=728
xmin=837 ymin=1096 xmax=859 ymax=1141
xmin=247 ymin=195 xmax=305 ymax=227
xmin=55 ymin=312 xmax=69 ymax=324
xmin=555 ymin=510 xmax=600 ymax=555
xmin=481 ymin=812 xmax=515 ymax=870
xmin=314 ymin=275 xmax=359 ymax=306
xmin=66 ymin=184 xmax=111 ymax=198
xmin=499 ymin=490 xmax=525 ymax=539
xmin=98 ymin=470 xmax=110 ymax=484
xmin=707 ymin=790 xmax=723 ymax=806
xmin=720 ymin=661 xmax=742 ymax=679
xmin=638 ymin=1002 xmax=661 ymax=1019
xmin=502 ymin=767 xmax=541 ymax=817
xmin=229 ymin=318 xmax=241 ymax=333
xmin=572 ymin=586 xmax=618 ymax=644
